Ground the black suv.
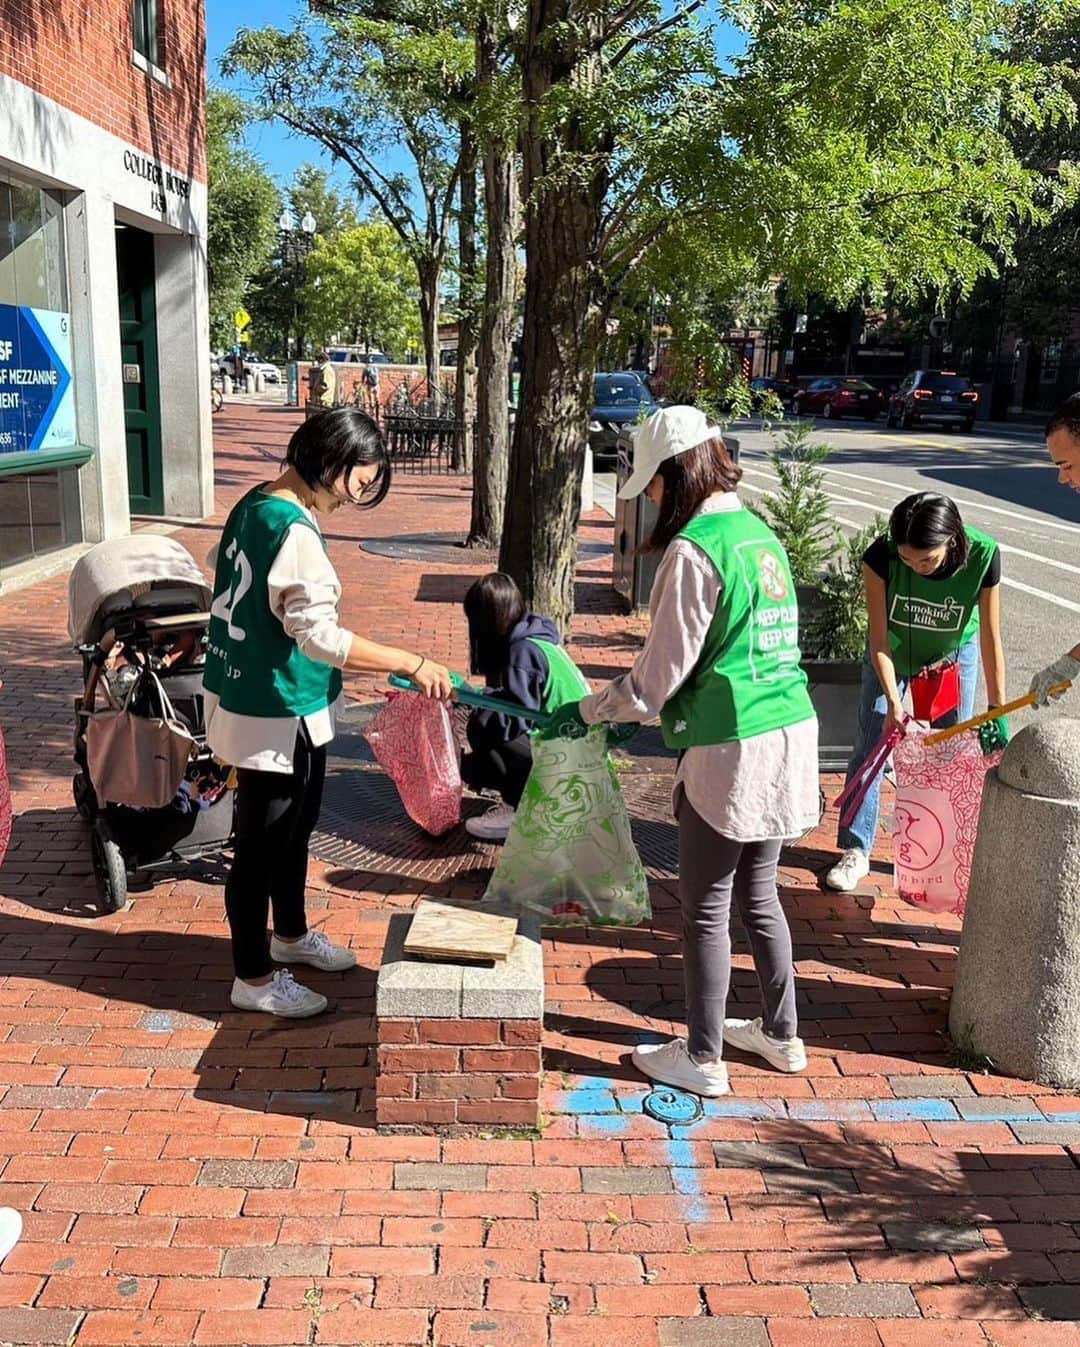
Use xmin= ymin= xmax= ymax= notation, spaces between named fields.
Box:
xmin=887 ymin=370 xmax=979 ymax=432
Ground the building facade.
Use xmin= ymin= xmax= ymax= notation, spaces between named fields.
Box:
xmin=0 ymin=0 xmax=211 ymax=590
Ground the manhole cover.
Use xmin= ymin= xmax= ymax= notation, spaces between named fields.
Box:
xmin=643 ymin=1088 xmax=703 ymax=1125
xmin=360 ymin=532 xmax=612 ymax=565
xmin=310 ymin=702 xmax=501 ymax=884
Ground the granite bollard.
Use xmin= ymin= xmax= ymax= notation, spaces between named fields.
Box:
xmin=950 ymin=720 xmax=1080 ymax=1087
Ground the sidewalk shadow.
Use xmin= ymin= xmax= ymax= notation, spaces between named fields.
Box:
xmin=0 ymin=813 xmax=381 ymax=1130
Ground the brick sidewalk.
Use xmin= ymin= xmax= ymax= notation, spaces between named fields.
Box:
xmin=0 ymin=403 xmax=1076 ymax=1346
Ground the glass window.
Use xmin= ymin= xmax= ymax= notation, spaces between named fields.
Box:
xmin=0 ymin=468 xmax=80 ymax=567
xmin=133 ymin=0 xmax=161 ymax=67
xmin=921 ymin=373 xmax=972 ymax=392
xmin=0 ymin=174 xmax=67 ymax=311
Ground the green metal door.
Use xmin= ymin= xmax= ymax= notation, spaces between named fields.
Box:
xmin=116 ymin=226 xmax=164 ymax=514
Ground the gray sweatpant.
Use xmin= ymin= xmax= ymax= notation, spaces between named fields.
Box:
xmin=678 ymin=795 xmax=798 ymax=1059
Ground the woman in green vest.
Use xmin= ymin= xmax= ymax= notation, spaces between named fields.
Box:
xmin=204 ymin=409 xmax=451 ymax=1019
xmin=826 ymin=492 xmax=1005 ymax=893
xmin=460 ymin=572 xmax=589 ymax=841
xmin=549 ymin=406 xmax=820 ymax=1097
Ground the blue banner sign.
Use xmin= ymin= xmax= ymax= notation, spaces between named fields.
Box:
xmin=0 ymin=304 xmax=75 ymax=455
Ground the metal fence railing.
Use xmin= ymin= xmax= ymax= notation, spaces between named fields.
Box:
xmin=383 ymin=409 xmax=472 ymax=474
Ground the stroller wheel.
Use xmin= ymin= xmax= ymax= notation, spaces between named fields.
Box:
xmin=92 ymin=818 xmax=128 ymax=914
xmin=73 ymin=772 xmax=98 ymax=822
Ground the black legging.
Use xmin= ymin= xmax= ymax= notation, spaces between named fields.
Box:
xmin=460 ymin=721 xmax=533 ymax=808
xmin=224 ymin=724 xmax=326 ymax=980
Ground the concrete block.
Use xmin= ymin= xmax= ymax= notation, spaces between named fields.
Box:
xmin=810 ymin=1284 xmax=920 ymax=1317
xmin=461 ymin=916 xmax=543 ymax=1020
xmin=885 ymin=1221 xmax=985 ymax=1252
xmin=950 ymin=722 xmax=1080 ymax=1089
xmin=888 ymin=1074 xmax=974 ymax=1098
xmin=660 ymin=1320 xmax=769 ymax=1347
xmin=376 ymin=913 xmax=463 ymax=1018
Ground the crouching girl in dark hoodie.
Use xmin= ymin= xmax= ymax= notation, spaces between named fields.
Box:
xmin=461 ymin=572 xmax=589 ymax=841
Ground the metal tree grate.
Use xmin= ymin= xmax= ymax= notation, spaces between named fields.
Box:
xmin=309 ymin=705 xmax=680 ymax=884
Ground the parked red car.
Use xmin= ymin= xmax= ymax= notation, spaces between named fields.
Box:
xmin=790 ymin=377 xmax=885 ymax=421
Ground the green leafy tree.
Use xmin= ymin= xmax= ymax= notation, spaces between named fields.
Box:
xmin=205 ymin=88 xmax=280 ymax=347
xmin=300 ymin=221 xmax=422 ymax=355
xmin=500 ymin=0 xmax=1079 ymax=628
xmin=223 ymin=15 xmax=470 ymax=384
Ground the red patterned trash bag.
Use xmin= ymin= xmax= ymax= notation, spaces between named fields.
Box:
xmin=363 ymin=692 xmax=462 ymax=836
xmin=892 ymin=726 xmax=1002 ymax=917
xmin=0 ymin=724 xmax=11 ymax=870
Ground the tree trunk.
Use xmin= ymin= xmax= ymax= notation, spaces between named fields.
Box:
xmin=454 ymin=119 xmax=479 ymax=473
xmin=497 ymin=2 xmax=607 ymax=630
xmin=416 ymin=256 xmax=441 ymax=392
xmin=468 ymin=15 xmax=517 ymax=549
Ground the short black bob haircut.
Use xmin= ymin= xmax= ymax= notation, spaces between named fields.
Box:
xmin=285 ymin=407 xmax=392 ymax=509
xmin=1046 ymin=392 xmax=1080 ymax=443
xmin=889 ymin=492 xmax=969 ymax=573
xmin=463 ymin=572 xmax=526 ymax=682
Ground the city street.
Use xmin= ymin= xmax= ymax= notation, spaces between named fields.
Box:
xmin=601 ymin=415 xmax=1080 ymax=719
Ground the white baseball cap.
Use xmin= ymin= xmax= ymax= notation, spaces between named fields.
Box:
xmin=618 ymin=405 xmax=721 ymax=500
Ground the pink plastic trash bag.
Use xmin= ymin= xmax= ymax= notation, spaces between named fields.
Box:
xmin=892 ymin=726 xmax=1002 ymax=916
xmin=363 ymin=693 xmax=462 ymax=836
xmin=0 ymin=725 xmax=11 ymax=870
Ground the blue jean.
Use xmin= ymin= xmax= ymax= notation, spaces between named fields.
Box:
xmin=837 ymin=639 xmax=980 ymax=855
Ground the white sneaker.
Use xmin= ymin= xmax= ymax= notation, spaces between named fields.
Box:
xmin=631 ymin=1037 xmax=730 ymax=1098
xmin=825 ymin=848 xmax=870 ymax=892
xmin=230 ymin=968 xmax=328 ymax=1018
xmin=0 ymin=1207 xmax=22 ymax=1266
xmin=724 ymin=1016 xmax=808 ymax=1073
xmin=465 ymin=802 xmax=515 ymax=842
xmin=270 ymin=929 xmax=356 ymax=972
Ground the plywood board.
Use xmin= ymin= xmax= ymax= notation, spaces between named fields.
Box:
xmin=404 ymin=900 xmax=518 ymax=964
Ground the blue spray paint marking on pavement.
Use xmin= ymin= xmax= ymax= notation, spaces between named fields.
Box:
xmin=577 ymin=1113 xmax=637 ymax=1138
xmin=666 ymin=1139 xmax=711 ymax=1223
xmin=788 ymin=1099 xmax=875 ymax=1123
xmin=870 ymin=1098 xmax=961 ymax=1122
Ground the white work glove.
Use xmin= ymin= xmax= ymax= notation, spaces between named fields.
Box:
xmin=1028 ymin=654 xmax=1080 ymax=707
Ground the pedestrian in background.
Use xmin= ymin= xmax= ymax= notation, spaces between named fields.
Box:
xmin=1030 ymin=393 xmax=1080 ymax=706
xmin=307 ymin=350 xmax=337 ymax=415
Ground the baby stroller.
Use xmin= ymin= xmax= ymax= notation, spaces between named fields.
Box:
xmin=68 ymin=535 xmax=234 ymax=913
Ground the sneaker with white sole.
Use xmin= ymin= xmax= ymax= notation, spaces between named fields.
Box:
xmin=270 ymin=929 xmax=356 ymax=972
xmin=465 ymin=802 xmax=515 ymax=842
xmin=724 ymin=1016 xmax=808 ymax=1073
xmin=631 ymin=1036 xmax=730 ymax=1098
xmin=824 ymin=847 xmax=870 ymax=892
xmin=230 ymin=968 xmax=328 ymax=1018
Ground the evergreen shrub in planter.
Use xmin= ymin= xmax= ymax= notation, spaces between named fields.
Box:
xmin=752 ymin=423 xmax=885 ymax=771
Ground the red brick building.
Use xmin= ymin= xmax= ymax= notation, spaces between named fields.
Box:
xmin=0 ymin=1 xmax=211 ymax=589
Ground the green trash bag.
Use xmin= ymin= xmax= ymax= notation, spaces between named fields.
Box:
xmin=483 ymin=724 xmax=651 ymax=927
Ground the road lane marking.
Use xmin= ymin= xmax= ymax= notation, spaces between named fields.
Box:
xmin=1001 ymin=578 xmax=1080 ymax=615
xmin=743 ymin=458 xmax=1080 ymax=540
xmin=741 ymin=465 xmax=1080 ymax=582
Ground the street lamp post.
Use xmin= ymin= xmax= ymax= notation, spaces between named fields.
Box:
xmin=278 ymin=208 xmax=318 ymax=362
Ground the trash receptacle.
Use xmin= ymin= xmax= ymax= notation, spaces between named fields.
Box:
xmin=612 ymin=430 xmax=739 ymax=613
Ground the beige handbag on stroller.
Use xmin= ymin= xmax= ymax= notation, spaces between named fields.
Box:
xmin=86 ymin=664 xmax=196 ymax=809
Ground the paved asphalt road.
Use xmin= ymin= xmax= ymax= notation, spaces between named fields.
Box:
xmin=595 ymin=415 xmax=1080 ymax=724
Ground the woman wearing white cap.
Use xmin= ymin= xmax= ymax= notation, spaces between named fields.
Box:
xmin=549 ymin=406 xmax=819 ymax=1096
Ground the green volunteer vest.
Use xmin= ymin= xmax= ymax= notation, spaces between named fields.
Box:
xmin=660 ymin=509 xmax=814 ymax=748
xmin=203 ymin=488 xmax=344 ymax=718
xmin=527 ymin=637 xmax=590 ymax=713
xmin=886 ymin=527 xmax=996 ymax=677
